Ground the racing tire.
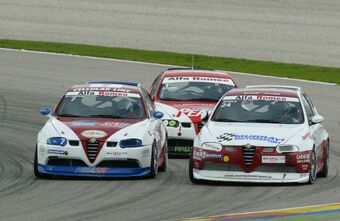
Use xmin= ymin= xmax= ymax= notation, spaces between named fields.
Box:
xmin=318 ymin=141 xmax=329 ymax=178
xmin=158 ymin=140 xmax=168 ymax=172
xmin=308 ymin=148 xmax=317 ymax=184
xmin=189 ymin=153 xmax=202 ymax=184
xmin=148 ymin=142 xmax=158 ymax=179
xmin=34 ymin=146 xmax=51 ymax=179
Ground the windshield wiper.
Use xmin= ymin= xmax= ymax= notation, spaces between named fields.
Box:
xmin=246 ymin=119 xmax=281 ymax=123
xmin=159 ymin=98 xmax=186 ymax=101
xmin=188 ymin=98 xmax=218 ymax=102
xmin=86 ymin=115 xmax=125 ymax=118
xmin=57 ymin=114 xmax=81 ymax=117
xmin=213 ymin=119 xmax=244 ymax=122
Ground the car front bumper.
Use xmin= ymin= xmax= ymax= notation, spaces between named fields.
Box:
xmin=193 ymin=169 xmax=310 ymax=183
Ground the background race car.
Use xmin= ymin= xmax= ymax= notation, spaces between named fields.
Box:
xmin=149 ymin=68 xmax=237 ymax=156
xmin=190 ymin=85 xmax=329 ymax=184
xmin=35 ymin=81 xmax=167 ymax=178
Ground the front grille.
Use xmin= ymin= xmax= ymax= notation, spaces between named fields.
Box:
xmin=97 ymin=160 xmax=140 ymax=168
xmin=242 ymin=145 xmax=256 ymax=166
xmin=86 ymin=140 xmax=100 ymax=163
xmin=254 ymin=165 xmax=296 ymax=173
xmin=181 ymin=122 xmax=191 ymax=128
xmin=106 ymin=141 xmax=118 ymax=147
xmin=168 ymin=139 xmax=193 ymax=154
xmin=203 ymin=163 xmax=242 ymax=171
xmin=47 ymin=158 xmax=87 ymax=166
xmin=69 ymin=140 xmax=79 ymax=146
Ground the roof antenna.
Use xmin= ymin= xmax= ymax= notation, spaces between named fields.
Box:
xmin=191 ymin=55 xmax=195 ymax=70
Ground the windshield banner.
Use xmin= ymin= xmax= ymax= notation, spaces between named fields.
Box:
xmin=162 ymin=77 xmax=235 ymax=85
xmin=65 ymin=91 xmax=141 ymax=98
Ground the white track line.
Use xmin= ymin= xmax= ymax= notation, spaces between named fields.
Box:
xmin=173 ymin=202 xmax=340 ymax=221
xmin=0 ymin=47 xmax=337 ymax=86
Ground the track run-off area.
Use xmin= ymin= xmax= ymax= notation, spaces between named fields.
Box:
xmin=0 ymin=49 xmax=339 ymax=221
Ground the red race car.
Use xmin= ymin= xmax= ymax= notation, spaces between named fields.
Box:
xmin=149 ymin=68 xmax=237 ymax=156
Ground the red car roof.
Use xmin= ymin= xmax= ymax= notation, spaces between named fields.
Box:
xmin=162 ymin=69 xmax=235 ymax=79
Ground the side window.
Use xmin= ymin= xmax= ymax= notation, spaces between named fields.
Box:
xmin=141 ymin=89 xmax=155 ymax=116
xmin=301 ymin=95 xmax=314 ymax=119
xmin=150 ymin=74 xmax=162 ymax=99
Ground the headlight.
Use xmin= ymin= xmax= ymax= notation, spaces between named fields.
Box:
xmin=201 ymin=142 xmax=223 ymax=151
xmin=162 ymin=119 xmax=179 ymax=128
xmin=47 ymin=137 xmax=67 ymax=146
xmin=276 ymin=145 xmax=299 ymax=153
xmin=120 ymin=139 xmax=142 ymax=148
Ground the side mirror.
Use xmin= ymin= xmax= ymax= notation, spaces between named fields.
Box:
xmin=152 ymin=111 xmax=164 ymax=119
xmin=310 ymin=115 xmax=324 ymax=124
xmin=40 ymin=106 xmax=51 ymax=116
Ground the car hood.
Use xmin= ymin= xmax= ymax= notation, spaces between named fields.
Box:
xmin=155 ymin=101 xmax=216 ymax=123
xmin=202 ymin=121 xmax=306 ymax=147
xmin=53 ymin=117 xmax=143 ymax=141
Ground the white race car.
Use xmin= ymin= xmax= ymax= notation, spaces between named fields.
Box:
xmin=149 ymin=68 xmax=237 ymax=156
xmin=190 ymin=85 xmax=329 ymax=184
xmin=35 ymin=81 xmax=167 ymax=178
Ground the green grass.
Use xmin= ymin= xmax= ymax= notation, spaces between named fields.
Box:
xmin=0 ymin=39 xmax=339 ymax=84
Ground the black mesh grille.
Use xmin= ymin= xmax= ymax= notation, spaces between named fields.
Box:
xmin=181 ymin=123 xmax=191 ymax=128
xmin=47 ymin=158 xmax=87 ymax=166
xmin=254 ymin=165 xmax=296 ymax=173
xmin=203 ymin=163 xmax=242 ymax=171
xmin=97 ymin=160 xmax=139 ymax=168
xmin=242 ymin=145 xmax=256 ymax=166
xmin=106 ymin=141 xmax=118 ymax=147
xmin=69 ymin=140 xmax=79 ymax=146
xmin=86 ymin=140 xmax=100 ymax=163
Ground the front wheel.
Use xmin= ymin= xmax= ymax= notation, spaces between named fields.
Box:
xmin=308 ymin=148 xmax=317 ymax=184
xmin=158 ymin=140 xmax=168 ymax=172
xmin=189 ymin=153 xmax=202 ymax=184
xmin=34 ymin=145 xmax=50 ymax=179
xmin=319 ymin=141 xmax=329 ymax=178
xmin=148 ymin=142 xmax=158 ymax=179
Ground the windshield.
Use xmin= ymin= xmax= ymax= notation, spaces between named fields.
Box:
xmin=56 ymin=91 xmax=146 ymax=119
xmin=211 ymin=95 xmax=304 ymax=124
xmin=158 ymin=78 xmax=235 ymax=102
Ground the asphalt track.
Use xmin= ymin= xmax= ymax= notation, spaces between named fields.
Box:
xmin=1 ymin=0 xmax=340 ymax=67
xmin=0 ymin=49 xmax=340 ymax=221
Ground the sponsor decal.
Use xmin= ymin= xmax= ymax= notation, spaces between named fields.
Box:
xmin=223 ymin=155 xmax=230 ymax=162
xmin=224 ymin=174 xmax=272 ymax=179
xmin=105 ymin=151 xmax=128 ymax=157
xmin=302 ymin=132 xmax=312 ymax=140
xmin=72 ymin=87 xmax=131 ymax=93
xmin=205 ymin=153 xmax=223 ymax=159
xmin=223 ymin=95 xmax=299 ymax=102
xmin=142 ymin=149 xmax=151 ymax=157
xmin=72 ymin=120 xmax=96 ymax=126
xmin=193 ymin=149 xmax=205 ymax=159
xmin=174 ymin=146 xmax=191 ymax=153
xmin=217 ymin=133 xmax=284 ymax=144
xmin=48 ymin=149 xmax=68 ymax=155
xmin=262 ymin=156 xmax=285 ymax=164
xmin=179 ymin=108 xmax=211 ymax=118
xmin=102 ymin=122 xmax=130 ymax=128
xmin=296 ymin=154 xmax=310 ymax=163
xmin=75 ymin=167 xmax=109 ymax=174
xmin=81 ymin=130 xmax=107 ymax=138
xmin=162 ymin=77 xmax=234 ymax=85
xmin=65 ymin=91 xmax=140 ymax=98
xmin=301 ymin=164 xmax=309 ymax=171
